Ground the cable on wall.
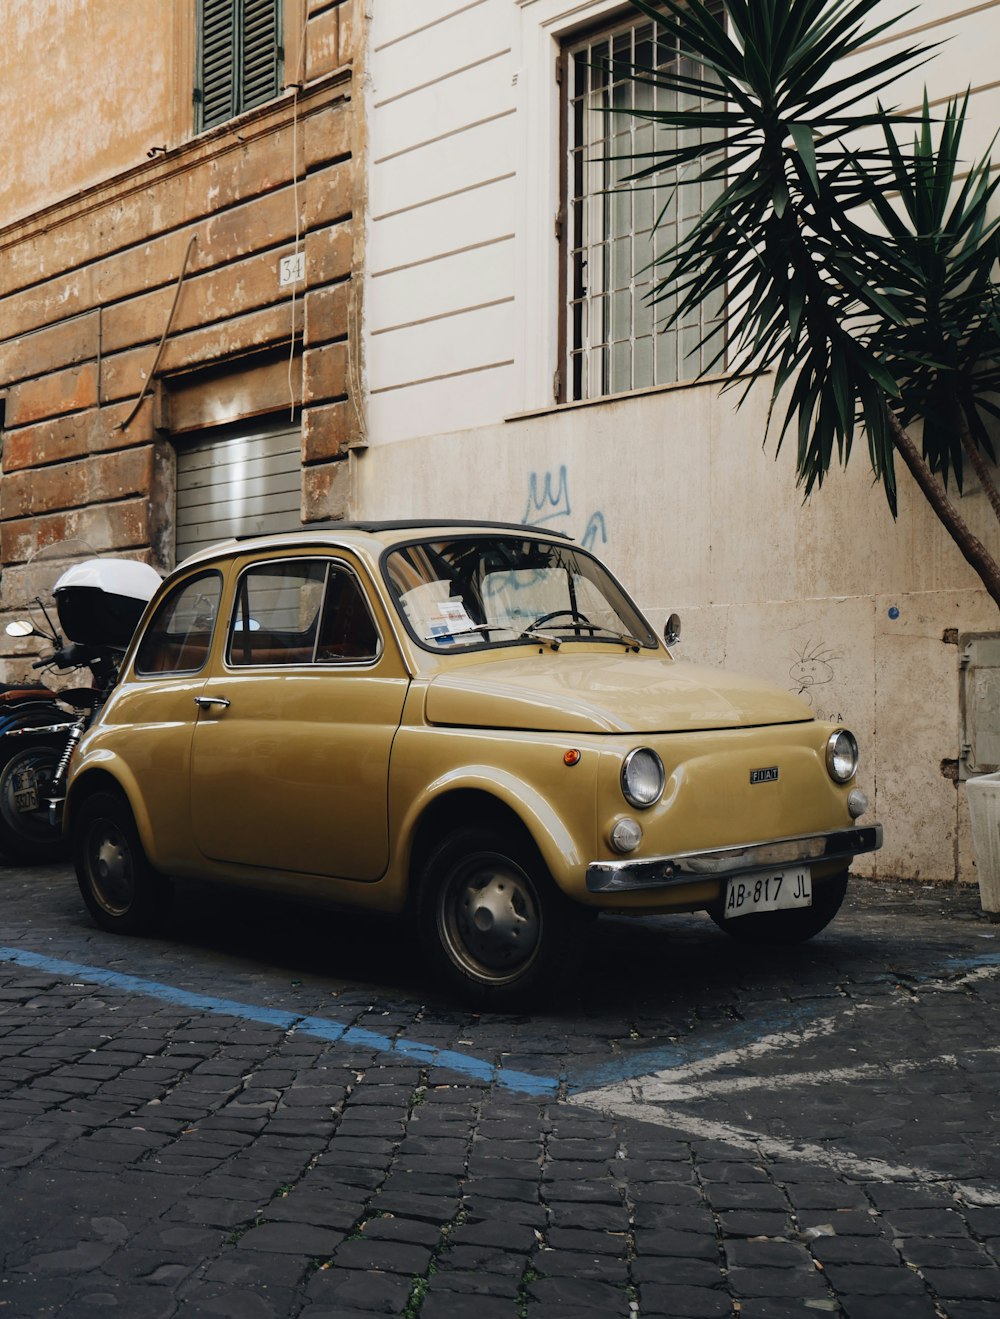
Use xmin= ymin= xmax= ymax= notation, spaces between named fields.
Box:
xmin=118 ymin=234 xmax=198 ymax=432
xmin=288 ymin=0 xmax=309 ymax=422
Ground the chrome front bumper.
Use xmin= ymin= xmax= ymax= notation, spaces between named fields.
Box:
xmin=586 ymin=824 xmax=883 ymax=894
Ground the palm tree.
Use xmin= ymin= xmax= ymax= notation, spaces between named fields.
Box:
xmin=617 ymin=0 xmax=1000 ymax=604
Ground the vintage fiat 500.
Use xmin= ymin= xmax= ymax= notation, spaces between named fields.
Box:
xmin=65 ymin=521 xmax=881 ymax=1006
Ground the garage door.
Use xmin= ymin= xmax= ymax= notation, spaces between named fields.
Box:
xmin=175 ymin=421 xmax=302 ymax=563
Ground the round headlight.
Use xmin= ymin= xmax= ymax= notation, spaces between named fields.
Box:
xmin=621 ymin=748 xmax=665 ymax=808
xmin=826 ymin=729 xmax=859 ymax=783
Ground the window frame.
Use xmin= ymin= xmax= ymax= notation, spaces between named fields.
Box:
xmin=195 ymin=0 xmax=284 ymax=133
xmin=223 ymin=557 xmax=383 ymax=670
xmin=133 ymin=570 xmax=224 ymax=678
xmin=558 ymin=4 xmax=726 ymax=405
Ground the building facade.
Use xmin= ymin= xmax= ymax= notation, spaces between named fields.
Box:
xmin=0 ymin=0 xmax=363 ymax=604
xmin=356 ymin=0 xmax=1000 ymax=886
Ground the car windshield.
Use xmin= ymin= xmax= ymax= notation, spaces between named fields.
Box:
xmin=383 ymin=535 xmax=658 ymax=651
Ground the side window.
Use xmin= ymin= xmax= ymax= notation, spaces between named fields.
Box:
xmin=134 ymin=572 xmax=223 ymax=676
xmin=226 ymin=559 xmax=381 ymax=667
xmin=195 ymin=0 xmax=283 ymax=132
xmin=316 ymin=569 xmax=380 ymax=662
xmin=228 ymin=560 xmax=326 ymax=666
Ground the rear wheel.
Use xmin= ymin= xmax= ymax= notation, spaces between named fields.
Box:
xmin=416 ymin=826 xmax=592 ymax=1009
xmin=74 ymin=790 xmax=172 ymax=934
xmin=709 ymin=870 xmax=849 ymax=945
xmin=0 ymin=738 xmax=67 ymax=863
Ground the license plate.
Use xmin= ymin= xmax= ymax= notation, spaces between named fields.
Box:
xmin=12 ymin=768 xmax=39 ymax=813
xmin=724 ymin=868 xmax=812 ymax=918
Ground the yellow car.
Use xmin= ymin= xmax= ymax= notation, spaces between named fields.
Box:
xmin=66 ymin=522 xmax=880 ymax=1006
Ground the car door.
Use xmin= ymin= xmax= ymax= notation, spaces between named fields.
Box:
xmin=105 ymin=567 xmax=223 ymax=868
xmin=189 ymin=554 xmax=409 ymax=880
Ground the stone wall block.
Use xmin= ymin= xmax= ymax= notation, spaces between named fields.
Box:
xmin=5 ymin=364 xmax=98 ymax=428
xmin=303 ymin=342 xmax=349 ymax=405
xmin=305 ymin=222 xmax=353 ymax=286
xmin=304 ymin=159 xmax=353 ymax=229
xmin=302 ymin=457 xmax=351 ymax=522
xmin=307 ymin=6 xmax=340 ymax=80
xmin=305 ymin=282 xmax=349 ymax=347
xmin=0 ymin=313 xmax=100 ymax=389
xmin=338 ymin=0 xmax=358 ymax=66
xmin=302 ymin=401 xmax=353 ymax=463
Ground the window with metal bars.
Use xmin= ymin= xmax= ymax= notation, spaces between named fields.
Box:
xmin=563 ymin=8 xmax=724 ymax=402
xmin=196 ymin=0 xmax=283 ymax=131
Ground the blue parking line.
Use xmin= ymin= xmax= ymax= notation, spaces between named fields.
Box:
xmin=5 ymin=945 xmax=993 ymax=1106
xmin=0 ymin=947 xmax=559 ymax=1098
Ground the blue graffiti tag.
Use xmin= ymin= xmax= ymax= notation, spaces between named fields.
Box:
xmin=521 ymin=465 xmax=607 ymax=550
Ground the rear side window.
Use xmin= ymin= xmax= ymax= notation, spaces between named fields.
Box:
xmin=227 ymin=559 xmax=380 ymax=667
xmin=134 ymin=572 xmax=223 ymax=675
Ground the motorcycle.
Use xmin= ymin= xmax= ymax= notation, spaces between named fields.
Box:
xmin=0 ymin=547 xmax=161 ymax=862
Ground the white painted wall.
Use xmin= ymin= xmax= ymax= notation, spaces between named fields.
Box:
xmin=361 ymin=0 xmax=1000 ymax=885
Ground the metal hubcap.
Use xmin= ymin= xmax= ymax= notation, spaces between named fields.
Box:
xmin=441 ymin=855 xmax=541 ymax=982
xmin=89 ymin=826 xmax=134 ymax=916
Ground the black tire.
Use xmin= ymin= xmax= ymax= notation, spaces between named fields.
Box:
xmin=709 ymin=869 xmax=849 ymax=945
xmin=74 ymin=789 xmax=172 ymax=934
xmin=0 ymin=737 xmax=68 ymax=863
xmin=416 ymin=826 xmax=592 ymax=1009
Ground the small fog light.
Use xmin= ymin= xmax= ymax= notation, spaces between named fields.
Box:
xmin=848 ymin=788 xmax=869 ymax=819
xmin=610 ymin=818 xmax=643 ymax=854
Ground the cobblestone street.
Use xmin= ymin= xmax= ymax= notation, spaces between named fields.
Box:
xmin=1 ymin=863 xmax=999 ymax=1318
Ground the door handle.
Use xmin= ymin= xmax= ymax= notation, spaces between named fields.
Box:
xmin=194 ymin=696 xmax=231 ymax=710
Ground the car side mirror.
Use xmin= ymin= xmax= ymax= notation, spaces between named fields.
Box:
xmin=663 ymin=613 xmax=681 ymax=647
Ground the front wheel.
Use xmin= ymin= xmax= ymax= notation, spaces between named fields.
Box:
xmin=74 ymin=790 xmax=172 ymax=934
xmin=0 ymin=738 xmax=68 ymax=863
xmin=709 ymin=870 xmax=849 ymax=945
xmin=416 ymin=826 xmax=592 ymax=1009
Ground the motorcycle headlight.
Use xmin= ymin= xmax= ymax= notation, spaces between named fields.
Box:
xmin=826 ymin=729 xmax=859 ymax=783
xmin=621 ymin=748 xmax=665 ymax=808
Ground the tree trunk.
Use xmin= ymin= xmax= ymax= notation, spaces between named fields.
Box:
xmin=889 ymin=409 xmax=1000 ymax=610
xmin=959 ymin=413 xmax=1000 ymax=526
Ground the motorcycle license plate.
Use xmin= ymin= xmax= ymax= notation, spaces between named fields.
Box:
xmin=724 ymin=869 xmax=812 ymax=918
xmin=12 ymin=768 xmax=39 ymax=813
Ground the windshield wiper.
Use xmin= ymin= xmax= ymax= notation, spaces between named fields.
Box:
xmin=423 ymin=623 xmax=502 ymax=643
xmin=583 ymin=628 xmax=643 ymax=652
xmin=517 ymin=629 xmax=561 ymax=650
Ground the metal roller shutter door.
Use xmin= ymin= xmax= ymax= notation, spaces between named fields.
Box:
xmin=175 ymin=422 xmax=301 ymax=563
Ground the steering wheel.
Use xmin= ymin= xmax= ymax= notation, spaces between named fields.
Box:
xmin=529 ymin=609 xmax=595 ymax=630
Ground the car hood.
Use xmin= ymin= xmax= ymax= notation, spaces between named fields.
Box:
xmin=423 ymin=653 xmax=813 ymax=734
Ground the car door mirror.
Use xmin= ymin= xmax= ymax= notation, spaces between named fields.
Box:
xmin=664 ymin=613 xmax=681 ymax=647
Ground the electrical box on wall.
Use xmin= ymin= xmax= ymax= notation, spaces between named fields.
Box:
xmin=960 ymin=634 xmax=1000 ymax=779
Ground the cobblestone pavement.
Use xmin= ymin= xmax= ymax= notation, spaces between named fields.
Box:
xmin=1 ymin=862 xmax=999 ymax=1318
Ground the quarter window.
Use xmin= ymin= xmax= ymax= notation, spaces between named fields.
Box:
xmin=134 ymin=572 xmax=223 ymax=676
xmin=196 ymin=0 xmax=283 ymax=131
xmin=564 ymin=8 xmax=724 ymax=401
xmin=227 ymin=560 xmax=379 ymax=666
